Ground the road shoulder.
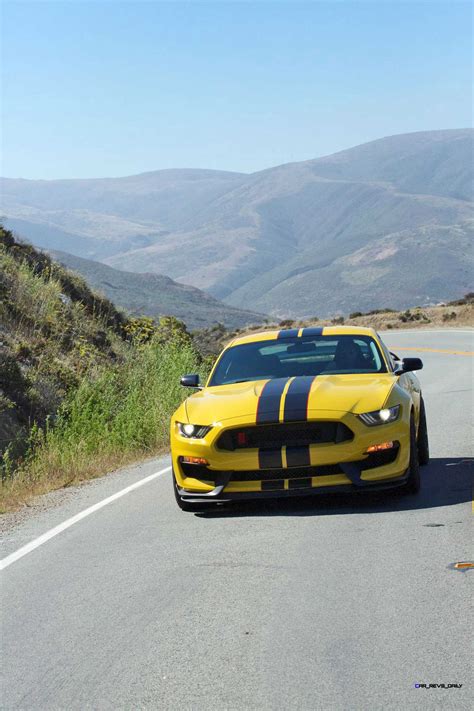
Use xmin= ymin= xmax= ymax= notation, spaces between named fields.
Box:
xmin=0 ymin=453 xmax=171 ymax=560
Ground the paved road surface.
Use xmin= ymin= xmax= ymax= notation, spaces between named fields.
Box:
xmin=1 ymin=330 xmax=473 ymax=710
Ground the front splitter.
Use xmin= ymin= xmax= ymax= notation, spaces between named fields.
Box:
xmin=177 ymin=470 xmax=409 ymax=503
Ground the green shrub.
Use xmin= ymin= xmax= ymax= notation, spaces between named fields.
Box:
xmin=367 ymin=308 xmax=396 ymax=315
xmin=399 ymin=309 xmax=431 ymax=323
xmin=399 ymin=309 xmax=414 ymax=322
xmin=0 ymin=227 xmax=211 ymax=506
xmin=14 ymin=335 xmax=205 ymax=490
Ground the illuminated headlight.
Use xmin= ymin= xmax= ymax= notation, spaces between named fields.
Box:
xmin=358 ymin=405 xmax=400 ymax=426
xmin=177 ymin=423 xmax=212 ymax=438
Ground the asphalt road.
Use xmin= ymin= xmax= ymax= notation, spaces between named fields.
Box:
xmin=1 ymin=330 xmax=473 ymax=711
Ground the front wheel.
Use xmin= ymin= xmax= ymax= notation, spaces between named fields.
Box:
xmin=417 ymin=397 xmax=430 ymax=466
xmin=404 ymin=415 xmax=421 ymax=494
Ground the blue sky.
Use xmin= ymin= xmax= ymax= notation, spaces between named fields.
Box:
xmin=2 ymin=0 xmax=472 ymax=179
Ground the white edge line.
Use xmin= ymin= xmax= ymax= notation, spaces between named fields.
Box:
xmin=0 ymin=465 xmax=171 ymax=571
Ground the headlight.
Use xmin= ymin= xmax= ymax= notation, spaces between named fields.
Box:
xmin=357 ymin=405 xmax=400 ymax=426
xmin=177 ymin=422 xmax=212 ymax=438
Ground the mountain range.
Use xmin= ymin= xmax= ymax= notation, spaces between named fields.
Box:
xmin=2 ymin=129 xmax=472 ymax=318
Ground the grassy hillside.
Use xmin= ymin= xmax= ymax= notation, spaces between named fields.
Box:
xmin=2 ymin=130 xmax=473 ymax=318
xmin=49 ymin=249 xmax=265 ymax=330
xmin=0 ymin=228 xmax=204 ymax=510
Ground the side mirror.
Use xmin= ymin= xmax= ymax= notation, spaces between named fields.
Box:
xmin=180 ymin=373 xmax=201 ymax=388
xmin=395 ymin=357 xmax=423 ymax=374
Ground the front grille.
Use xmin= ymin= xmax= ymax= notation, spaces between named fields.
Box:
xmin=216 ymin=421 xmax=353 ymax=451
xmin=230 ymin=465 xmax=342 ymax=481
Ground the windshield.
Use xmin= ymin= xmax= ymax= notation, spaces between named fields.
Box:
xmin=209 ymin=335 xmax=387 ymax=386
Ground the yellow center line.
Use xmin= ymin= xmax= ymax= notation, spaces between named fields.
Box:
xmin=390 ymin=346 xmax=474 ymax=356
xmin=454 ymin=562 xmax=474 ymax=570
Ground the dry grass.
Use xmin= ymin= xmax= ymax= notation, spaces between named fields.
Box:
xmin=344 ymin=303 xmax=473 ymax=330
xmin=0 ymin=446 xmax=167 ymax=513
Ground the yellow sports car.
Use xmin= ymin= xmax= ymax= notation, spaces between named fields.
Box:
xmin=170 ymin=326 xmax=429 ymax=511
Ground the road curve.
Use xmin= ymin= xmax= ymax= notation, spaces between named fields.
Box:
xmin=1 ymin=330 xmax=473 ymax=710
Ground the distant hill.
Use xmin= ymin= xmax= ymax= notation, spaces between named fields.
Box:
xmin=48 ymin=250 xmax=265 ymax=330
xmin=1 ymin=169 xmax=246 ymax=259
xmin=2 ymin=129 xmax=473 ymax=317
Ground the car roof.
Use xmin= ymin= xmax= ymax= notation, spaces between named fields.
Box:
xmin=227 ymin=325 xmax=378 ymax=348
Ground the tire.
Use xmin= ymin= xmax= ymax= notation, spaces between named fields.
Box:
xmin=404 ymin=415 xmax=421 ymax=494
xmin=417 ymin=397 xmax=430 ymax=466
xmin=172 ymin=472 xmax=215 ymax=512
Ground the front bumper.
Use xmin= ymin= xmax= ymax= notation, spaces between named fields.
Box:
xmin=171 ymin=408 xmax=410 ymax=502
xmin=175 ymin=469 xmax=410 ymax=503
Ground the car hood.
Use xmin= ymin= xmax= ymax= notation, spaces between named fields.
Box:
xmin=185 ymin=374 xmax=397 ymax=425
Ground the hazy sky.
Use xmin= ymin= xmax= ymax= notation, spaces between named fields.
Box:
xmin=2 ymin=0 xmax=472 ymax=179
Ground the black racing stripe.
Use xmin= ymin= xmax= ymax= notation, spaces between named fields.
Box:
xmin=301 ymin=326 xmax=323 ymax=337
xmin=286 ymin=445 xmax=311 ymax=467
xmin=277 ymin=328 xmax=300 ymax=339
xmin=262 ymin=480 xmax=285 ymax=490
xmin=256 ymin=378 xmax=289 ymax=424
xmin=288 ymin=478 xmax=312 ymax=489
xmin=258 ymin=448 xmax=283 ymax=469
xmin=283 ymin=376 xmax=316 ymax=422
